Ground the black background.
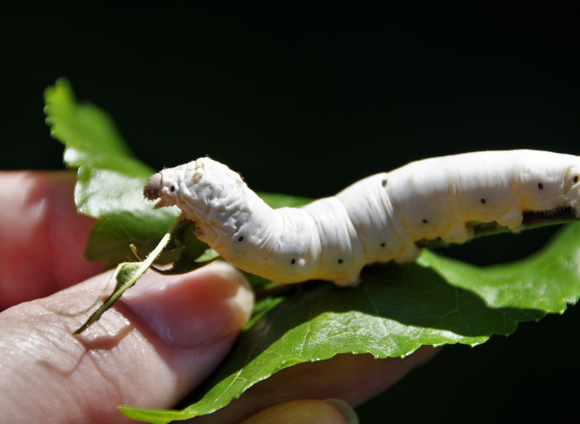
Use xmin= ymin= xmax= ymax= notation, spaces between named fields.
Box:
xmin=2 ymin=3 xmax=579 ymax=422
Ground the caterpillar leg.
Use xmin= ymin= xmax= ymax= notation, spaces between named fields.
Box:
xmin=333 ymin=274 xmax=363 ymax=287
xmin=497 ymin=209 xmax=525 ymax=232
xmin=392 ymin=243 xmax=421 ymax=264
xmin=440 ymin=226 xmax=474 ymax=244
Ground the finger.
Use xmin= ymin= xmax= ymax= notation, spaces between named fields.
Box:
xmin=194 ymin=346 xmax=439 ymax=423
xmin=0 ymin=171 xmax=100 ymax=309
xmin=0 ymin=260 xmax=254 ymax=424
xmin=240 ymin=399 xmax=359 ymax=424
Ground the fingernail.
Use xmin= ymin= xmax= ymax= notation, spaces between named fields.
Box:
xmin=122 ymin=261 xmax=254 ymax=349
xmin=323 ymin=399 xmax=359 ymax=424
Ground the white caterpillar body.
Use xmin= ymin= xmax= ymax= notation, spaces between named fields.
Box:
xmin=144 ymin=150 xmax=580 ymax=287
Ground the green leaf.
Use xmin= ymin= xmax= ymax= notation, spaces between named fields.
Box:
xmin=419 ymin=223 xmax=580 ymax=314
xmin=44 ymin=79 xmax=179 ymax=269
xmin=44 ymin=80 xmax=580 ymax=422
xmin=120 ymin=223 xmax=580 ymax=423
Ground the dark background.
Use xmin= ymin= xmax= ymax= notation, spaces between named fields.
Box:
xmin=2 ymin=2 xmax=579 ymax=422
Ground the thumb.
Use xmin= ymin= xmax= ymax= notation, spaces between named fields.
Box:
xmin=0 ymin=260 xmax=254 ymax=424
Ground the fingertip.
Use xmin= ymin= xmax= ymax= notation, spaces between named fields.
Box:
xmin=240 ymin=399 xmax=358 ymax=424
xmin=323 ymin=399 xmax=359 ymax=424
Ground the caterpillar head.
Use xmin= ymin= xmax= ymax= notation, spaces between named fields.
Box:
xmin=144 ymin=172 xmax=162 ymax=201
xmin=144 ymin=159 xmax=212 ymax=212
xmin=143 ymin=166 xmax=184 ymax=209
xmin=143 ymin=158 xmax=261 ymax=243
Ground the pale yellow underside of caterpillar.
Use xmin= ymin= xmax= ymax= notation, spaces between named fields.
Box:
xmin=144 ymin=150 xmax=580 ymax=287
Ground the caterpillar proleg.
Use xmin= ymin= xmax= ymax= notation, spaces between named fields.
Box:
xmin=144 ymin=150 xmax=580 ymax=287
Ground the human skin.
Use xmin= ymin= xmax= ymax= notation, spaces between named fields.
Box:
xmin=0 ymin=171 xmax=437 ymax=424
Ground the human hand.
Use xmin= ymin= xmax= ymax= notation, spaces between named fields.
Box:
xmin=0 ymin=171 xmax=437 ymax=424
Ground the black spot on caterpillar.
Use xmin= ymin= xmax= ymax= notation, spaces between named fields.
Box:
xmin=145 ymin=150 xmax=580 ymax=287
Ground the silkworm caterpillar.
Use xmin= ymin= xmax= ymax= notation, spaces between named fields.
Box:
xmin=144 ymin=150 xmax=580 ymax=287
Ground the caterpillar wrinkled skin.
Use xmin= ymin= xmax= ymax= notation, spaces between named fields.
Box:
xmin=144 ymin=150 xmax=580 ymax=287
